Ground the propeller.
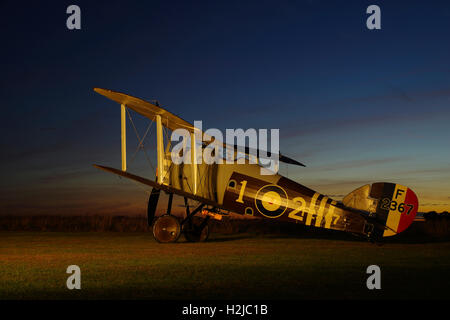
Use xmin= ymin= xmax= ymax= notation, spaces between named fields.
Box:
xmin=147 ymin=188 xmax=161 ymax=226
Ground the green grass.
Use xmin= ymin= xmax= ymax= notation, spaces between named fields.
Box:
xmin=1 ymin=232 xmax=450 ymax=299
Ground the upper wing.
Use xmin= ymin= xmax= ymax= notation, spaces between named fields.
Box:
xmin=94 ymin=87 xmax=304 ymax=167
xmin=94 ymin=87 xmax=195 ymax=132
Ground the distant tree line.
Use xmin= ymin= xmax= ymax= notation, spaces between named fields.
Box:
xmin=423 ymin=211 xmax=450 ymax=219
xmin=0 ymin=212 xmax=448 ymax=241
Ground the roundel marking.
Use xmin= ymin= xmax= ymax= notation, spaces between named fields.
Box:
xmin=255 ymin=184 xmax=288 ymax=218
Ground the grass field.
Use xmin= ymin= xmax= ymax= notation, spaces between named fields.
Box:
xmin=1 ymin=232 xmax=450 ymax=300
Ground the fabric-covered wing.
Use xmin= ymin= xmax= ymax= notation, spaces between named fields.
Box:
xmin=94 ymin=88 xmax=195 ymax=132
xmin=94 ymin=87 xmax=304 ymax=167
xmin=93 ymin=164 xmax=220 ymax=207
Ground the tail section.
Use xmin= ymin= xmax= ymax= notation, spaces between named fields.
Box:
xmin=372 ymin=182 xmax=418 ymax=237
xmin=343 ymin=182 xmax=419 ymax=238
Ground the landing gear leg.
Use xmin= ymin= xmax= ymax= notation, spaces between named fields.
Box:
xmin=181 ymin=198 xmax=210 ymax=242
xmin=152 ymin=193 xmax=181 ymax=243
xmin=184 ymin=216 xmax=210 ymax=242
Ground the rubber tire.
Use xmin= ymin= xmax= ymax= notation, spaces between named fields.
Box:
xmin=184 ymin=224 xmax=209 ymax=242
xmin=152 ymin=215 xmax=181 ymax=243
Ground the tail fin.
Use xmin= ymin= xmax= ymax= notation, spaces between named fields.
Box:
xmin=343 ymin=182 xmax=419 ymax=238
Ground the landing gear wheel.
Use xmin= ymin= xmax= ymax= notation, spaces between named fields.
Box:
xmin=152 ymin=215 xmax=181 ymax=243
xmin=184 ymin=223 xmax=210 ymax=242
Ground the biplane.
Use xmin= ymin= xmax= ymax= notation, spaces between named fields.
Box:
xmin=93 ymin=88 xmax=419 ymax=243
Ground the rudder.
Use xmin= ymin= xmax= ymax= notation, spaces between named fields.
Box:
xmin=370 ymin=182 xmax=418 ymax=237
xmin=343 ymin=182 xmax=419 ymax=238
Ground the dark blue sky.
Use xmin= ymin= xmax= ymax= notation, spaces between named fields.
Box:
xmin=1 ymin=0 xmax=450 ymax=214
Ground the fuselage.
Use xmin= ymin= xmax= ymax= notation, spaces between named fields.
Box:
xmin=166 ymin=161 xmax=370 ymax=236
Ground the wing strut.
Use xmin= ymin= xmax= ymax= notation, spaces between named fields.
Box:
xmin=121 ymin=104 xmax=127 ymax=171
xmin=156 ymin=115 xmax=165 ymax=184
xmin=191 ymin=132 xmax=197 ymax=195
